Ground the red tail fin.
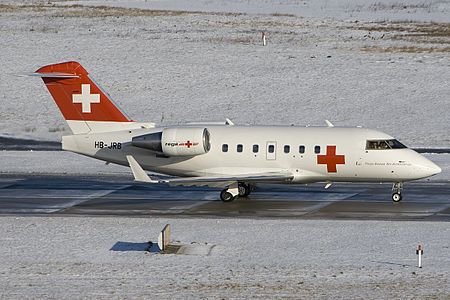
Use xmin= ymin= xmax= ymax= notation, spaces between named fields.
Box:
xmin=35 ymin=61 xmax=131 ymax=123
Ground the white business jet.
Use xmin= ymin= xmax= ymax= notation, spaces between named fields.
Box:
xmin=30 ymin=61 xmax=441 ymax=202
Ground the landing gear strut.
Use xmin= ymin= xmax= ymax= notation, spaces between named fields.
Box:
xmin=391 ymin=182 xmax=403 ymax=202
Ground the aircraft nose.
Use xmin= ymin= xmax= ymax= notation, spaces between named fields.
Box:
xmin=416 ymin=157 xmax=441 ymax=178
xmin=429 ymin=162 xmax=442 ymax=175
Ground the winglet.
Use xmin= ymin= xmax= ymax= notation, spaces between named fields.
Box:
xmin=126 ymin=155 xmax=158 ymax=183
xmin=225 ymin=118 xmax=235 ymax=125
xmin=325 ymin=120 xmax=334 ymax=127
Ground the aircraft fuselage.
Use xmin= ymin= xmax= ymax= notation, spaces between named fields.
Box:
xmin=62 ymin=125 xmax=440 ymax=184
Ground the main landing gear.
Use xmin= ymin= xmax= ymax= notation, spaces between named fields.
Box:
xmin=220 ymin=182 xmax=252 ymax=202
xmin=392 ymin=182 xmax=403 ymax=202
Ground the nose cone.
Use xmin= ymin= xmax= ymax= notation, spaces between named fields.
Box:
xmin=427 ymin=161 xmax=442 ymax=176
xmin=415 ymin=156 xmax=442 ymax=178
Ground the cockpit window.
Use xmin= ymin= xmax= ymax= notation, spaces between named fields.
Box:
xmin=366 ymin=139 xmax=407 ymax=150
xmin=386 ymin=139 xmax=407 ymax=149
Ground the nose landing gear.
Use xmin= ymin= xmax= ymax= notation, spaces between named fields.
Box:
xmin=392 ymin=182 xmax=403 ymax=202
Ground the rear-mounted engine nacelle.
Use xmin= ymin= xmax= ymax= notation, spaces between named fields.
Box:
xmin=132 ymin=127 xmax=211 ymax=157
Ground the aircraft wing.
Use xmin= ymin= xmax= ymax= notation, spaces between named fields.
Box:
xmin=126 ymin=155 xmax=293 ymax=188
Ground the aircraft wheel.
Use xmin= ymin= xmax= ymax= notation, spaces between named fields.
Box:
xmin=238 ymin=183 xmax=251 ymax=197
xmin=220 ymin=190 xmax=236 ymax=202
xmin=392 ymin=193 xmax=402 ymax=202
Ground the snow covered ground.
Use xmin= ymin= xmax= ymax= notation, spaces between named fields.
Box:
xmin=0 ymin=216 xmax=449 ymax=298
xmin=0 ymin=1 xmax=449 ymax=147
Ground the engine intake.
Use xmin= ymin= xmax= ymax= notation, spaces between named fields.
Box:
xmin=132 ymin=128 xmax=211 ymax=157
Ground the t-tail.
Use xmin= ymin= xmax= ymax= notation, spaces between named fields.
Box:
xmin=32 ymin=61 xmax=154 ymax=134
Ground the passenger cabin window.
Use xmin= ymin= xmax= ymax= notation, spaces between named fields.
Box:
xmin=314 ymin=145 xmax=321 ymax=154
xmin=299 ymin=145 xmax=305 ymax=154
xmin=222 ymin=144 xmax=228 ymax=152
xmin=253 ymin=144 xmax=259 ymax=153
xmin=268 ymin=145 xmax=275 ymax=153
xmin=366 ymin=139 xmax=407 ymax=150
xmin=284 ymin=145 xmax=290 ymax=153
xmin=237 ymin=144 xmax=243 ymax=153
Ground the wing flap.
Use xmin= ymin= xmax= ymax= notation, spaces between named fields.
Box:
xmin=163 ymin=173 xmax=293 ymax=183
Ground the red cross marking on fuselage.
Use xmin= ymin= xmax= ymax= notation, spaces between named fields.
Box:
xmin=185 ymin=140 xmax=193 ymax=148
xmin=317 ymin=145 xmax=345 ymax=173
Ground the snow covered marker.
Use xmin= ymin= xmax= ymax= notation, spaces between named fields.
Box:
xmin=158 ymin=224 xmax=171 ymax=252
xmin=416 ymin=244 xmax=424 ymax=268
xmin=152 ymin=224 xmax=213 ymax=255
xmin=262 ymin=31 xmax=267 ymax=46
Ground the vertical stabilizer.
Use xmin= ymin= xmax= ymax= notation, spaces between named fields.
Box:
xmin=33 ymin=61 xmax=135 ymax=134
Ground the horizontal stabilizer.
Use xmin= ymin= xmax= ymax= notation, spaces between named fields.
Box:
xmin=28 ymin=72 xmax=80 ymax=78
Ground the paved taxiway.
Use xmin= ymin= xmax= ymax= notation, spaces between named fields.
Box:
xmin=0 ymin=174 xmax=449 ymax=220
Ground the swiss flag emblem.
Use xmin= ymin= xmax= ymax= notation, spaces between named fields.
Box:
xmin=72 ymin=84 xmax=100 ymax=113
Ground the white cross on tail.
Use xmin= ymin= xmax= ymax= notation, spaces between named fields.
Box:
xmin=72 ymin=84 xmax=100 ymax=113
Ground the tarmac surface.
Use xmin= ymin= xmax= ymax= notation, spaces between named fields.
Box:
xmin=0 ymin=174 xmax=449 ymax=220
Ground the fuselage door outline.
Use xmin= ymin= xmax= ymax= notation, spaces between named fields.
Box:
xmin=266 ymin=141 xmax=277 ymax=160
